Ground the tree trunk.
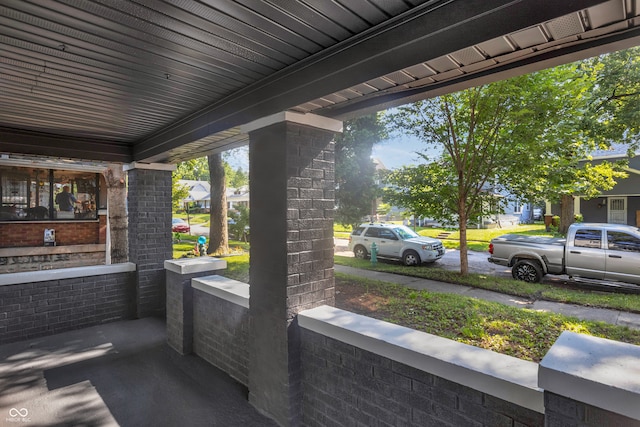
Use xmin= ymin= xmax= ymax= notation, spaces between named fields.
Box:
xmin=458 ymin=199 xmax=469 ymax=276
xmin=103 ymin=164 xmax=128 ymax=264
xmin=559 ymin=194 xmax=574 ymax=235
xmin=207 ymin=153 xmax=228 ymax=255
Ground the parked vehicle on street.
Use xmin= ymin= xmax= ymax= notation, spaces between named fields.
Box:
xmin=533 ymin=208 xmax=542 ymax=221
xmin=488 ymin=223 xmax=640 ymax=286
xmin=348 ymin=223 xmax=445 ymax=266
xmin=172 ymin=218 xmax=190 ymax=233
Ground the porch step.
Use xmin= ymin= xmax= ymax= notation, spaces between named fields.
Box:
xmin=436 ymin=232 xmax=453 ymax=239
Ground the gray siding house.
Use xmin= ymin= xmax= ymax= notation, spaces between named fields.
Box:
xmin=550 ymin=144 xmax=640 ymax=227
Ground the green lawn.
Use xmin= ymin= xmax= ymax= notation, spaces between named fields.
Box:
xmin=337 ymin=273 xmax=640 ymax=362
xmin=211 ymin=251 xmax=640 ymax=362
xmin=335 ymin=256 xmax=640 ymax=314
xmin=172 ymin=233 xmax=249 ymax=259
xmin=417 ymin=223 xmax=554 ymax=251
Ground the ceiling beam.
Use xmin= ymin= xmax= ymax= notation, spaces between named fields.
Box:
xmin=325 ymin=29 xmax=640 ymax=120
xmin=0 ymin=127 xmax=132 ymax=163
xmin=133 ymin=0 xmax=608 ymax=162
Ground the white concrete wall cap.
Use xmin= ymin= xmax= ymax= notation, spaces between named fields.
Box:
xmin=192 ymin=275 xmax=249 ymax=309
xmin=298 ymin=305 xmax=543 ymax=413
xmin=124 ymin=162 xmax=176 ymax=171
xmin=241 ymin=111 xmax=343 ymax=134
xmin=539 ymin=331 xmax=640 ymax=421
xmin=0 ymin=262 xmax=136 ymax=286
xmin=164 ymin=257 xmax=227 ymax=274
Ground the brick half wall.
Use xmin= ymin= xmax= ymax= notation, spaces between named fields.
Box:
xmin=0 ymin=264 xmax=136 ymax=344
xmin=298 ymin=306 xmax=544 ymax=427
xmin=192 ymin=275 xmax=250 ymax=386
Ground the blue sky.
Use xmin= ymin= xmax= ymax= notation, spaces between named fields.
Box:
xmin=224 ymin=135 xmax=443 ymax=171
xmin=372 ymin=135 xmax=442 ymax=170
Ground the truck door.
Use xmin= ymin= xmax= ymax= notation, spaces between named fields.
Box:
xmin=604 ymin=231 xmax=640 ymax=285
xmin=565 ymin=228 xmax=605 ymax=279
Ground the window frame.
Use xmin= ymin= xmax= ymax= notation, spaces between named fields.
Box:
xmin=0 ymin=166 xmax=100 ymax=222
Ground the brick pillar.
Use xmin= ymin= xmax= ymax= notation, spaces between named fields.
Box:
xmin=244 ymin=112 xmax=342 ymax=426
xmin=125 ymin=163 xmax=175 ymax=318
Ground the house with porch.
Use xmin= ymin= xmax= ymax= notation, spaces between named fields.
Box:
xmin=547 ymin=144 xmax=640 ymax=227
xmin=2 ymin=2 xmax=640 ymax=426
xmin=179 ymin=179 xmax=211 ymax=212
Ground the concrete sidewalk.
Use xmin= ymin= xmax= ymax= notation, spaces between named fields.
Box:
xmin=335 ymin=265 xmax=640 ymax=330
xmin=0 ymin=318 xmax=277 ymax=427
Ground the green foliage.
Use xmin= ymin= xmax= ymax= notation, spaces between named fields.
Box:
xmin=384 ymin=67 xmax=588 ymax=227
xmin=171 ymin=174 xmax=190 ymax=210
xmin=228 ymin=205 xmax=250 ymax=242
xmin=580 ymin=46 xmax=640 ymax=145
xmin=175 ymin=157 xmax=210 ymax=181
xmin=229 ymin=166 xmax=248 ymax=188
xmin=335 ymin=114 xmax=387 ymax=228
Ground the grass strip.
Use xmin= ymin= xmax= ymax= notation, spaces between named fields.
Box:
xmin=335 ymin=256 xmax=640 ymax=314
xmin=336 ymin=273 xmax=640 ymax=362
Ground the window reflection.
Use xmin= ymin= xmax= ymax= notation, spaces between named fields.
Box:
xmin=0 ymin=166 xmax=98 ymax=221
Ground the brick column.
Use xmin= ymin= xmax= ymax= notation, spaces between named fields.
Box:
xmin=243 ymin=112 xmax=342 ymax=426
xmin=125 ymin=162 xmax=175 ymax=318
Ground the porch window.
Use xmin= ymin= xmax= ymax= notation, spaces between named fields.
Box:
xmin=0 ymin=166 xmax=98 ymax=221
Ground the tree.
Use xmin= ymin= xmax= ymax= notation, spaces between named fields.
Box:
xmin=228 ymin=205 xmax=250 ymax=242
xmin=580 ymin=47 xmax=640 ymax=144
xmin=335 ymin=113 xmax=387 ymax=228
xmin=229 ymin=167 xmax=248 ymax=189
xmin=171 ymin=174 xmax=189 ymax=211
xmin=175 ymin=157 xmax=209 ymax=181
xmin=384 ymin=67 xmax=591 ymax=275
xmin=508 ymin=51 xmax=640 ymax=234
xmin=207 ymin=153 xmax=229 ymax=255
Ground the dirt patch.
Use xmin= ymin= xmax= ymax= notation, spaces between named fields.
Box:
xmin=334 ymin=276 xmax=393 ymax=322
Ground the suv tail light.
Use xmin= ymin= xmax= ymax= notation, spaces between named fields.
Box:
xmin=488 ymin=243 xmax=494 ymax=254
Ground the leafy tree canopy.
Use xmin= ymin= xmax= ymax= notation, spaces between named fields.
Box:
xmin=383 ymin=56 xmax=634 ymax=273
xmin=335 ymin=113 xmax=387 ymax=228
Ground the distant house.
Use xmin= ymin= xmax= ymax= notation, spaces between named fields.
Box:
xmin=227 ymin=185 xmax=249 ymax=211
xmin=548 ymin=144 xmax=640 ymax=227
xmin=178 ymin=180 xmax=249 ymax=212
xmin=178 ymin=180 xmax=210 ymax=212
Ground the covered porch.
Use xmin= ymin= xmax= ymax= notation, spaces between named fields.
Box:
xmin=3 ymin=1 xmax=640 ymax=426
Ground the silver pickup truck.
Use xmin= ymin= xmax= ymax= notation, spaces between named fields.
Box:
xmin=488 ymin=223 xmax=640 ymax=285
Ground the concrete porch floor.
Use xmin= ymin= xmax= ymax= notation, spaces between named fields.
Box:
xmin=0 ymin=318 xmax=278 ymax=427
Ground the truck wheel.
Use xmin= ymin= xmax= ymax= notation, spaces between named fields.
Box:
xmin=354 ymin=245 xmax=369 ymax=259
xmin=512 ymin=260 xmax=543 ymax=283
xmin=403 ymin=250 xmax=421 ymax=266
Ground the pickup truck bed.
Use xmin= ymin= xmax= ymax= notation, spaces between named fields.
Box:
xmin=488 ymin=234 xmax=566 ymax=275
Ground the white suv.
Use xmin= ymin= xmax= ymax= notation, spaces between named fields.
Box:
xmin=348 ymin=223 xmax=445 ymax=266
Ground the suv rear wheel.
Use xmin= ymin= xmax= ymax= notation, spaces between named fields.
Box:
xmin=353 ymin=245 xmax=369 ymax=259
